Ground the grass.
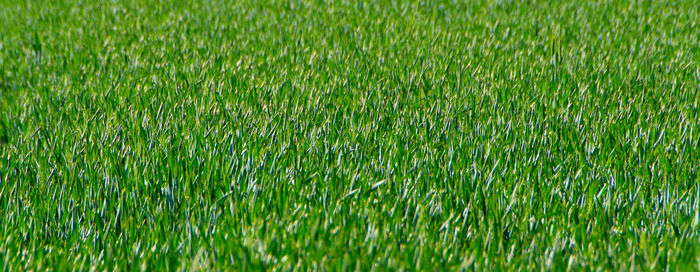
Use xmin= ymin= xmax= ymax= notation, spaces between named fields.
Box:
xmin=0 ymin=0 xmax=699 ymax=270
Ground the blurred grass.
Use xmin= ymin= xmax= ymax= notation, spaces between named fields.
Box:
xmin=0 ymin=0 xmax=699 ymax=270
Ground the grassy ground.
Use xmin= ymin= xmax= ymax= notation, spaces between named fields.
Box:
xmin=1 ymin=0 xmax=699 ymax=270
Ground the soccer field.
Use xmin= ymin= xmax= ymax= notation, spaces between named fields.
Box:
xmin=1 ymin=0 xmax=699 ymax=270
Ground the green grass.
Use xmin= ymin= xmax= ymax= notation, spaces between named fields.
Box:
xmin=1 ymin=0 xmax=699 ymax=270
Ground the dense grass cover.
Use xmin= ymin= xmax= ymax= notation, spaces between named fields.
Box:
xmin=1 ymin=0 xmax=699 ymax=270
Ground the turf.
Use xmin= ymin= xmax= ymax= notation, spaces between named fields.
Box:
xmin=1 ymin=0 xmax=699 ymax=270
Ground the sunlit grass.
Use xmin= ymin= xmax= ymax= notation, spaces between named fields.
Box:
xmin=1 ymin=0 xmax=699 ymax=270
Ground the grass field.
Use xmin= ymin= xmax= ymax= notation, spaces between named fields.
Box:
xmin=1 ymin=0 xmax=699 ymax=270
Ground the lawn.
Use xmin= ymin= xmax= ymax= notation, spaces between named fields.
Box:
xmin=1 ymin=0 xmax=699 ymax=270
